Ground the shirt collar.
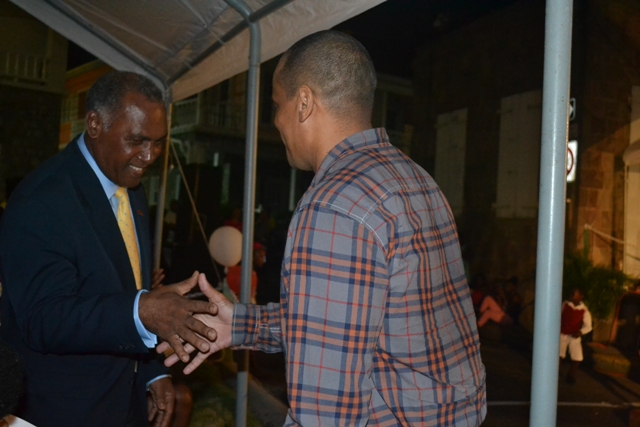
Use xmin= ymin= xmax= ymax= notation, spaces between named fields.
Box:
xmin=77 ymin=133 xmax=120 ymax=200
xmin=312 ymin=128 xmax=389 ymax=186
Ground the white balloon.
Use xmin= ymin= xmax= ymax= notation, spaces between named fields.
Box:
xmin=208 ymin=226 xmax=243 ymax=267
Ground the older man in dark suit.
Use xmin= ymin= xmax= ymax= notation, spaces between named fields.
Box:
xmin=0 ymin=71 xmax=218 ymax=427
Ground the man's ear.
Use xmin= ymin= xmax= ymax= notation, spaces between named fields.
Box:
xmin=297 ymin=85 xmax=315 ymax=122
xmin=85 ymin=111 xmax=102 ymax=139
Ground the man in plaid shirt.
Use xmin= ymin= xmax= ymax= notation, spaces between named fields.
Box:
xmin=165 ymin=30 xmax=486 ymax=426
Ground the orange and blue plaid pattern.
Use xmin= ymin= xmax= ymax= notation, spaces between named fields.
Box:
xmin=233 ymin=129 xmax=486 ymax=426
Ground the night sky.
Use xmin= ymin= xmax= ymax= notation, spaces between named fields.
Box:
xmin=66 ymin=0 xmax=520 ymax=75
xmin=335 ymin=0 xmax=520 ymax=77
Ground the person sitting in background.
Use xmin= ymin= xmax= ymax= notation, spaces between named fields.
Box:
xmin=477 ymin=284 xmax=513 ymax=328
xmin=469 ymin=273 xmax=488 ymax=310
xmin=503 ymin=276 xmax=523 ymax=325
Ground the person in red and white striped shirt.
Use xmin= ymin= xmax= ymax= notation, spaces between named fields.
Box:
xmin=560 ymin=288 xmax=592 ymax=384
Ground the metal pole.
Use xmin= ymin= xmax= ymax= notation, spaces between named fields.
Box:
xmin=530 ymin=1 xmax=573 ymax=426
xmin=224 ymin=1 xmax=260 ymax=426
xmin=154 ymin=91 xmax=173 ymax=270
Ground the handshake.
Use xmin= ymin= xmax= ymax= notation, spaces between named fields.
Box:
xmin=138 ymin=271 xmax=234 ymax=374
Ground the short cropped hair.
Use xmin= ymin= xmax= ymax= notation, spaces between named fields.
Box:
xmin=277 ymin=30 xmax=377 ymax=121
xmin=86 ymin=71 xmax=165 ymax=130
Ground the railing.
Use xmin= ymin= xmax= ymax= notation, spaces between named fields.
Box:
xmin=171 ymin=97 xmax=199 ymax=130
xmin=171 ymin=97 xmax=245 ymax=135
xmin=201 ymin=102 xmax=245 ymax=135
xmin=0 ymin=51 xmax=49 ymax=85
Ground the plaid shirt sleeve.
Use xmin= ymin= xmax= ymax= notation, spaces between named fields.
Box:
xmin=281 ymin=202 xmax=389 ymax=426
xmin=231 ymin=302 xmax=283 ymax=353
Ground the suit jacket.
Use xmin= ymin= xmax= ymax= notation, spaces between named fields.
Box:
xmin=0 ymin=137 xmax=167 ymax=427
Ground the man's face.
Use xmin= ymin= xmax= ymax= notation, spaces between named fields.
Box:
xmin=272 ymin=68 xmax=310 ymax=171
xmin=570 ymin=289 xmax=584 ymax=305
xmin=90 ymin=92 xmax=167 ymax=188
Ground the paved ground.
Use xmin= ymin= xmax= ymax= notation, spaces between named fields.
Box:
xmin=249 ymin=328 xmax=640 ymax=426
xmin=482 ymin=339 xmax=640 ymax=426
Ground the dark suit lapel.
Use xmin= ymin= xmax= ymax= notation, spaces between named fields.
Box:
xmin=65 ymin=139 xmax=139 ymax=292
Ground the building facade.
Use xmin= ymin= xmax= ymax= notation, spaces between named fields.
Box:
xmin=411 ymin=0 xmax=640 ymax=336
xmin=413 ymin=0 xmax=640 ymax=281
xmin=0 ymin=0 xmax=67 ymax=203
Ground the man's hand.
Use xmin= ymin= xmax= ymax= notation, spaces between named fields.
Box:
xmin=157 ymin=273 xmax=234 ymax=374
xmin=147 ymin=377 xmax=175 ymax=427
xmin=572 ymin=331 xmax=582 ymax=338
xmin=139 ymin=271 xmax=218 ymax=363
xmin=152 ymin=268 xmax=165 ymax=290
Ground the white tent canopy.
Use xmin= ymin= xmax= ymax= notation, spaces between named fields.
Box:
xmin=11 ymin=0 xmax=386 ymax=267
xmin=13 ymin=0 xmax=385 ymax=100
xmin=11 ymin=0 xmax=386 ymax=284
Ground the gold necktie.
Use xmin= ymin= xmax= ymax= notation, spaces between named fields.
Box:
xmin=115 ymin=187 xmax=142 ymax=290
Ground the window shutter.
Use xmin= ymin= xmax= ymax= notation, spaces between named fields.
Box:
xmin=496 ymin=90 xmax=542 ymax=218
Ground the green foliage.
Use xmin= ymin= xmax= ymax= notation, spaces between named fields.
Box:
xmin=563 ymin=252 xmax=633 ymax=319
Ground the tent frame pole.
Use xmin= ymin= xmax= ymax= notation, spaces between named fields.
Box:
xmin=225 ymin=1 xmax=261 ymax=426
xmin=530 ymin=1 xmax=573 ymax=426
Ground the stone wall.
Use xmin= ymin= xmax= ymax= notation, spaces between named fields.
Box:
xmin=574 ymin=0 xmax=640 ymax=269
